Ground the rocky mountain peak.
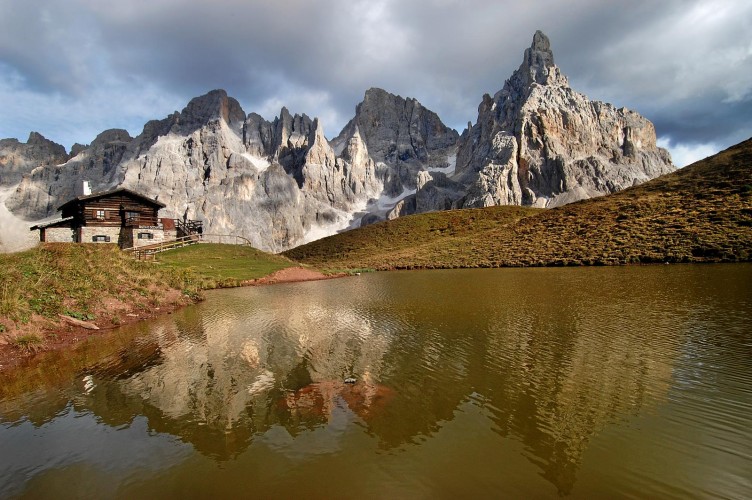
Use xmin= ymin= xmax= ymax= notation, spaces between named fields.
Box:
xmin=90 ymin=129 xmax=133 ymax=148
xmin=454 ymin=30 xmax=673 ymax=210
xmin=530 ymin=30 xmax=553 ymax=62
xmin=514 ymin=30 xmax=566 ymax=88
xmin=22 ymin=132 xmax=68 ymax=158
xmin=27 ymin=131 xmax=54 ymax=147
xmin=178 ymin=89 xmax=246 ymax=131
xmin=0 ymin=132 xmax=68 ymax=187
xmin=332 ymin=87 xmax=458 ymax=198
xmin=337 ymin=87 xmax=458 ymax=165
xmin=304 ymin=118 xmax=335 ymax=167
xmin=338 ymin=124 xmax=370 ymax=165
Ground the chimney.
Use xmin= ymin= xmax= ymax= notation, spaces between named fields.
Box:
xmin=80 ymin=180 xmax=91 ymax=196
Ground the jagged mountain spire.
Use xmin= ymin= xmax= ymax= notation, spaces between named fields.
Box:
xmin=512 ymin=30 xmax=567 ymax=89
xmin=454 ymin=30 xmax=673 ymax=209
xmin=528 ymin=30 xmax=554 ymax=66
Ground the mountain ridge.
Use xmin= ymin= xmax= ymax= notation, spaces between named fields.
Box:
xmin=1 ymin=31 xmax=675 ymax=253
xmin=285 ymin=137 xmax=752 ymax=269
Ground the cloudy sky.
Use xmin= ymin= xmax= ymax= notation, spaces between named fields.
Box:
xmin=1 ymin=0 xmax=750 ymax=167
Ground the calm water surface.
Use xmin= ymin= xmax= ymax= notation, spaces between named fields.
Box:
xmin=1 ymin=265 xmax=751 ymax=498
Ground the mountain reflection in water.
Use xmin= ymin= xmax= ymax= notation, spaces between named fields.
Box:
xmin=1 ymin=265 xmax=751 ymax=498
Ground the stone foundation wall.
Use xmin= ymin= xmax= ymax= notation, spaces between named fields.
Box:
xmin=130 ymin=228 xmax=167 ymax=248
xmin=45 ymin=227 xmax=75 ymax=242
xmin=80 ymin=226 xmax=121 ymax=244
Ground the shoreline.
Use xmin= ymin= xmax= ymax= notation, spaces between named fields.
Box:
xmin=2 ymin=260 xmax=745 ymax=372
xmin=0 ymin=266 xmax=343 ymax=372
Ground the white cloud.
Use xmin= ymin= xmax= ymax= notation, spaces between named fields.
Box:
xmin=658 ymin=138 xmax=720 ymax=168
xmin=0 ymin=68 xmax=184 ymax=149
xmin=0 ymin=0 xmax=750 ymax=153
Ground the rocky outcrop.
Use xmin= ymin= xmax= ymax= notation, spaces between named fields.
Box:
xmin=332 ymin=88 xmax=459 ymax=197
xmin=455 ymin=30 xmax=674 ymax=208
xmin=5 ymin=87 xmax=455 ymax=251
xmin=116 ymin=91 xmax=384 ymax=251
xmin=7 ymin=130 xmax=131 ymax=218
xmin=0 ymin=132 xmax=68 ymax=186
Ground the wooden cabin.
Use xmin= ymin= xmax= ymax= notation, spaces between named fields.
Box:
xmin=31 ymin=188 xmax=201 ymax=249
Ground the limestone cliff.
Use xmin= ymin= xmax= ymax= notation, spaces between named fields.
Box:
xmin=455 ymin=30 xmax=674 ymax=208
xmin=333 ymin=88 xmax=459 ymax=197
xmin=4 ymin=88 xmax=455 ymax=251
xmin=7 ymin=130 xmax=131 ymax=218
xmin=0 ymin=133 xmax=68 ymax=187
xmin=117 ymin=90 xmax=381 ymax=251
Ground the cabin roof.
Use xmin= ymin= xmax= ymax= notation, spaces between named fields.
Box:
xmin=57 ymin=188 xmax=166 ymax=212
xmin=30 ymin=216 xmax=75 ymax=231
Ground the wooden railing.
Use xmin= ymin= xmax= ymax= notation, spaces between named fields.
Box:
xmin=123 ymin=234 xmax=200 ymax=260
xmin=122 ymin=233 xmax=251 ymax=260
xmin=176 ymin=219 xmax=203 ymax=236
xmin=199 ymin=234 xmax=252 ymax=246
xmin=124 ymin=215 xmax=161 ymax=228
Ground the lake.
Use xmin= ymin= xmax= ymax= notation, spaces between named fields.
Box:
xmin=1 ymin=265 xmax=751 ymax=498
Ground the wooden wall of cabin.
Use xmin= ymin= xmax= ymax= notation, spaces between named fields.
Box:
xmin=62 ymin=194 xmax=161 ymax=227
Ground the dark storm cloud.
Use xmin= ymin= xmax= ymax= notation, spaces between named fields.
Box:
xmin=1 ymin=0 xmax=750 ymax=165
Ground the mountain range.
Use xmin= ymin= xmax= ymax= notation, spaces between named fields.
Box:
xmin=0 ymin=31 xmax=674 ymax=252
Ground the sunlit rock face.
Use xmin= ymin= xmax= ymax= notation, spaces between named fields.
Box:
xmin=4 ymin=89 xmax=454 ymax=251
xmin=3 ymin=32 xmax=673 ymax=251
xmin=7 ymin=129 xmax=132 ymax=220
xmin=332 ymin=87 xmax=460 ymax=197
xmin=454 ymin=30 xmax=674 ymax=209
xmin=0 ymin=132 xmax=69 ymax=188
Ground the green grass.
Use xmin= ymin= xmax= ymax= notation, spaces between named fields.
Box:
xmin=0 ymin=243 xmax=200 ymax=327
xmin=286 ymin=137 xmax=752 ymax=269
xmin=0 ymin=242 xmax=301 ymax=350
xmin=155 ymin=243 xmax=295 ymax=287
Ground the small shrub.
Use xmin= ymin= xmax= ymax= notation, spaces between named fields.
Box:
xmin=64 ymin=309 xmax=95 ymax=321
xmin=14 ymin=334 xmax=44 ymax=353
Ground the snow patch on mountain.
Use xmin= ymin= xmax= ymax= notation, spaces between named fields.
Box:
xmin=241 ymin=153 xmax=270 ymax=172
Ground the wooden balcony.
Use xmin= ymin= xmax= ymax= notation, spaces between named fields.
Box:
xmin=124 ymin=215 xmax=161 ymax=228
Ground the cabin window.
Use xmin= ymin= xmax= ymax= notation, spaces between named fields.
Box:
xmin=138 ymin=232 xmax=154 ymax=240
xmin=93 ymin=209 xmax=105 ymax=220
xmin=92 ymin=235 xmax=111 ymax=242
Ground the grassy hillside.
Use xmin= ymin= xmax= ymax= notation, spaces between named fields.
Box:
xmin=155 ymin=243 xmax=294 ymax=286
xmin=0 ymin=244 xmax=198 ymax=350
xmin=287 ymin=205 xmax=541 ymax=272
xmin=0 ymin=242 xmax=297 ymax=354
xmin=286 ymin=138 xmax=752 ymax=269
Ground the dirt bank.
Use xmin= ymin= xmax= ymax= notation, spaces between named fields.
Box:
xmin=0 ymin=267 xmax=348 ymax=372
xmin=244 ymin=266 xmax=347 ymax=285
xmin=0 ymin=289 xmax=191 ymax=372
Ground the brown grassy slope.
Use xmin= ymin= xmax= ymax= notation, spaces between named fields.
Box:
xmin=285 ymin=205 xmax=541 ymax=271
xmin=285 ymin=138 xmax=752 ymax=269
